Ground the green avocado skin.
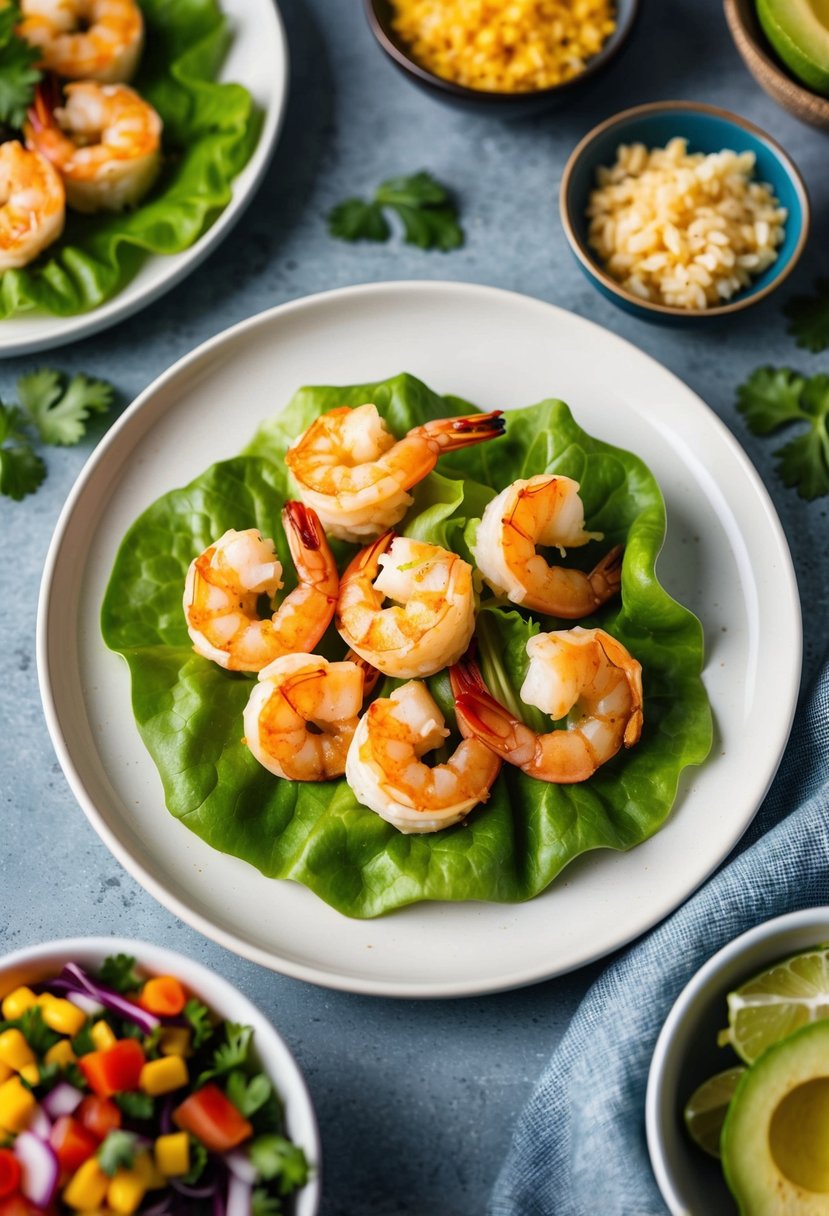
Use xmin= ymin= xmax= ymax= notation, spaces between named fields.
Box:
xmin=721 ymin=1020 xmax=829 ymax=1215
xmin=757 ymin=0 xmax=829 ymax=95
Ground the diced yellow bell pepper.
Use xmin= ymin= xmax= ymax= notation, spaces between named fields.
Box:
xmin=154 ymin=1131 xmax=190 ymax=1177
xmin=159 ymin=1027 xmax=191 ymax=1058
xmin=0 ymin=986 xmax=37 ymax=1020
xmin=139 ymin=1055 xmax=188 ymax=1096
xmin=107 ymin=1168 xmax=147 ymax=1215
xmin=45 ymin=1038 xmax=77 ymax=1067
xmin=0 ymin=1028 xmax=36 ymax=1072
xmin=36 ymin=992 xmax=58 ymax=1007
xmin=90 ymin=1020 xmax=117 ymax=1052
xmin=63 ymin=1158 xmax=110 ymax=1210
xmin=0 ymin=1075 xmax=36 ymax=1132
xmin=0 ymin=1061 xmax=12 ymax=1085
xmin=134 ymin=1150 xmax=166 ymax=1190
xmin=19 ymin=1063 xmax=39 ymax=1086
xmin=41 ymin=996 xmax=87 ymax=1037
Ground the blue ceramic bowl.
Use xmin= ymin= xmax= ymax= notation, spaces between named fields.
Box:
xmin=559 ymin=101 xmax=810 ymax=323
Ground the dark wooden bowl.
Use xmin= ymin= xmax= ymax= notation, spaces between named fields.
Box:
xmin=724 ymin=0 xmax=829 ymax=132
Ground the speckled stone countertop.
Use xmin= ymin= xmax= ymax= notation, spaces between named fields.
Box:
xmin=1 ymin=1 xmax=828 ymax=1212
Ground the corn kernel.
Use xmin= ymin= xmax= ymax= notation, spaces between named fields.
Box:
xmin=63 ymin=1158 xmax=109 ymax=1210
xmin=139 ymin=1055 xmax=188 ymax=1096
xmin=107 ymin=1168 xmax=147 ymax=1215
xmin=91 ymin=1020 xmax=117 ymax=1052
xmin=154 ymin=1132 xmax=190 ymax=1177
xmin=36 ymin=992 xmax=58 ymax=1006
xmin=158 ymin=1027 xmax=191 ymax=1058
xmin=0 ymin=1075 xmax=36 ymax=1132
xmin=45 ymin=1039 xmax=77 ymax=1068
xmin=1 ymin=987 xmax=37 ymax=1020
xmin=0 ymin=1028 xmax=36 ymax=1072
xmin=41 ymin=997 xmax=87 ymax=1038
xmin=134 ymin=1151 xmax=166 ymax=1191
xmin=19 ymin=1063 xmax=39 ymax=1086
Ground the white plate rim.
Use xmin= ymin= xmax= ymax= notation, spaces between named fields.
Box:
xmin=36 ymin=280 xmax=803 ymax=998
xmin=0 ymin=0 xmax=288 ymax=357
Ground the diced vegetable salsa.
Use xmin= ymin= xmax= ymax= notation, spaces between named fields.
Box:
xmin=0 ymin=955 xmax=309 ymax=1213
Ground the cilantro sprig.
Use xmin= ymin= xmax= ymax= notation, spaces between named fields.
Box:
xmin=0 ymin=3 xmax=41 ymax=130
xmin=737 ymin=367 xmax=829 ymax=500
xmin=328 ymin=171 xmax=464 ymax=251
xmin=0 ymin=369 xmax=114 ymax=501
xmin=98 ymin=952 xmax=142 ymax=994
xmin=197 ymin=1021 xmax=253 ymax=1085
xmin=785 ymin=279 xmax=829 ymax=354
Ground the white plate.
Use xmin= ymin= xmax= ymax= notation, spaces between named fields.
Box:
xmin=0 ymin=0 xmax=287 ymax=357
xmin=37 ymin=281 xmax=802 ymax=998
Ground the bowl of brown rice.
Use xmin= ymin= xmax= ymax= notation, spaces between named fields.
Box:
xmin=364 ymin=0 xmax=640 ymax=115
xmin=559 ymin=101 xmax=810 ymax=322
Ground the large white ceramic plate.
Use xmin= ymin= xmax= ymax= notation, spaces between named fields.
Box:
xmin=0 ymin=0 xmax=287 ymax=357
xmin=38 ymin=282 xmax=801 ymax=998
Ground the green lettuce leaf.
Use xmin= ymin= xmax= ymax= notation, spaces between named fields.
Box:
xmin=101 ymin=373 xmax=712 ymax=917
xmin=0 ymin=0 xmax=260 ymax=319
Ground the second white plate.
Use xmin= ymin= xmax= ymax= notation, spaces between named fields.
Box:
xmin=38 ymin=281 xmax=801 ymax=997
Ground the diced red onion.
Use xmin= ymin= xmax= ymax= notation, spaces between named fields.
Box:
xmin=42 ymin=1083 xmax=83 ymax=1120
xmin=49 ymin=962 xmax=159 ymax=1034
xmin=213 ymin=1190 xmax=226 ymax=1216
xmin=170 ymin=1175 xmax=217 ymax=1200
xmin=226 ymin=1174 xmax=252 ymax=1216
xmin=14 ymin=1132 xmax=60 ymax=1207
xmin=141 ymin=1201 xmax=173 ymax=1216
xmin=28 ymin=1105 xmax=52 ymax=1140
xmin=223 ymin=1149 xmax=257 ymax=1186
xmin=66 ymin=991 xmax=104 ymax=1017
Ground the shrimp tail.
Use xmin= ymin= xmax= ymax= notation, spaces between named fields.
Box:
xmin=282 ymin=500 xmax=324 ymax=550
xmin=27 ymin=77 xmax=60 ymax=134
xmin=451 ymin=661 xmax=537 ymax=766
xmin=341 ymin=529 xmax=396 ymax=584
xmin=588 ymin=543 xmax=624 ymax=606
xmin=423 ymin=410 xmax=506 ymax=453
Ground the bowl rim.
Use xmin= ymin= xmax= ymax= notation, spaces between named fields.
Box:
xmin=645 ymin=906 xmax=829 ymax=1215
xmin=559 ymin=98 xmax=811 ymax=318
xmin=363 ymin=0 xmax=640 ymax=103
xmin=0 ymin=935 xmax=322 ymax=1216
xmin=723 ymin=0 xmax=829 ymax=119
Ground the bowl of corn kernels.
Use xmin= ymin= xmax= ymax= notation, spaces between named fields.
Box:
xmin=559 ymin=100 xmax=810 ymax=323
xmin=364 ymin=0 xmax=640 ymax=115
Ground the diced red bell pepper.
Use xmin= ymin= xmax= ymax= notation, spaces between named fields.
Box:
xmin=49 ymin=1115 xmax=99 ymax=1174
xmin=76 ymin=1095 xmax=122 ymax=1142
xmin=0 ymin=1197 xmax=44 ymax=1216
xmin=0 ymin=1150 xmax=20 ymax=1199
xmin=78 ymin=1039 xmax=145 ymax=1097
xmin=173 ymin=1084 xmax=253 ymax=1153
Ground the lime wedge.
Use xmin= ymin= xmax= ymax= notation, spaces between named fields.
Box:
xmin=725 ymin=948 xmax=829 ymax=1065
xmin=684 ymin=1067 xmax=746 ymax=1158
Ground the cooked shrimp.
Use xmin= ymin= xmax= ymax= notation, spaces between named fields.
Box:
xmin=346 ymin=680 xmax=502 ymax=834
xmin=25 ymin=80 xmax=161 ymax=213
xmin=285 ymin=403 xmax=505 ymax=542
xmin=243 ymin=653 xmax=371 ymax=782
xmin=0 ymin=141 xmax=65 ymax=271
xmin=451 ymin=628 xmax=643 ymax=783
xmin=18 ymin=0 xmax=144 ymax=83
xmin=474 ymin=474 xmax=624 ymax=619
xmin=337 ymin=532 xmax=475 ymax=679
xmin=183 ymin=503 xmax=339 ymax=674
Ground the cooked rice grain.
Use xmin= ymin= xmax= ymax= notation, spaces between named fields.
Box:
xmin=586 ymin=138 xmax=787 ymax=310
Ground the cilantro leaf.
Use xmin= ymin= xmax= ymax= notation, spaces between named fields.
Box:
xmin=97 ymin=953 xmax=141 ymax=994
xmin=97 ymin=1130 xmax=139 ymax=1176
xmin=252 ymin=1189 xmax=283 ymax=1216
xmin=328 ymin=171 xmax=463 ymax=251
xmin=249 ymin=1135 xmax=309 ymax=1195
xmin=0 ymin=21 xmax=40 ymax=129
xmin=198 ymin=1022 xmax=253 ymax=1085
xmin=183 ymin=997 xmax=214 ymax=1049
xmin=328 ymin=198 xmax=390 ymax=243
xmin=115 ymin=1091 xmax=154 ymax=1120
xmin=181 ymin=1136 xmax=208 ymax=1184
xmin=226 ymin=1070 xmax=272 ymax=1117
xmin=0 ymin=403 xmax=44 ymax=501
xmin=18 ymin=369 xmax=114 ymax=446
xmin=737 ymin=366 xmax=829 ymax=500
xmin=785 ymin=279 xmax=829 ymax=353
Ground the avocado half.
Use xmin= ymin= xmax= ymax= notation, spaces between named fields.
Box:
xmin=757 ymin=0 xmax=829 ymax=96
xmin=722 ymin=1020 xmax=829 ymax=1214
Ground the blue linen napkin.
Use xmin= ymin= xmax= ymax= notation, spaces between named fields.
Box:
xmin=490 ymin=655 xmax=829 ymax=1216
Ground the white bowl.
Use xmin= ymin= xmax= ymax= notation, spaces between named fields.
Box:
xmin=646 ymin=908 xmax=829 ymax=1215
xmin=0 ymin=936 xmax=321 ymax=1216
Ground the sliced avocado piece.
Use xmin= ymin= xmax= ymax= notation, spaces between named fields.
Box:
xmin=757 ymin=0 xmax=829 ymax=96
xmin=722 ymin=1020 xmax=829 ymax=1214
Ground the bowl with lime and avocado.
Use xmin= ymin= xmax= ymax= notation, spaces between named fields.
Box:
xmin=647 ymin=909 xmax=829 ymax=1215
xmin=725 ymin=0 xmax=829 ymax=131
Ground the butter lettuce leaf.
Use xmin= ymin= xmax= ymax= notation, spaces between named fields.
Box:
xmin=0 ymin=0 xmax=260 ymax=320
xmin=101 ymin=374 xmax=712 ymax=917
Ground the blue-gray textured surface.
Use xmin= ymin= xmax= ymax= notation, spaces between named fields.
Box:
xmin=0 ymin=1 xmax=827 ymax=1213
